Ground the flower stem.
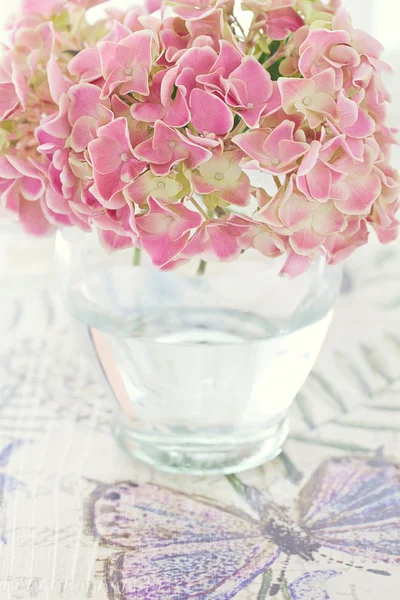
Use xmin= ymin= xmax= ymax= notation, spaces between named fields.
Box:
xmin=133 ymin=247 xmax=141 ymax=267
xmin=263 ymin=42 xmax=285 ymax=69
xmin=273 ymin=175 xmax=282 ymax=191
xmin=190 ymin=197 xmax=209 ymax=220
xmin=232 ymin=15 xmax=246 ymax=40
xmin=197 ymin=259 xmax=207 ymax=276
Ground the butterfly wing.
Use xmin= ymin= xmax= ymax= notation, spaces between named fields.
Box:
xmin=91 ymin=481 xmax=263 ymax=549
xmin=297 ymin=456 xmax=400 ymax=563
xmin=288 ymin=570 xmax=342 ymax=600
xmin=91 ymin=481 xmax=279 ymax=599
xmin=105 ymin=539 xmax=277 ymax=600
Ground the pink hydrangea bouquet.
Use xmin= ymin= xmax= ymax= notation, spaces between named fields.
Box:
xmin=0 ymin=0 xmax=399 ymax=276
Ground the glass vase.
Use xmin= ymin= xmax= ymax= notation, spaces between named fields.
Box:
xmin=56 ymin=229 xmax=342 ymax=475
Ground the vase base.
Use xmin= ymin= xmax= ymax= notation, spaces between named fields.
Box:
xmin=112 ymin=417 xmax=289 ymax=475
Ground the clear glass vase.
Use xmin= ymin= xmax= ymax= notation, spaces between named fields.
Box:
xmin=56 ymin=229 xmax=342 ymax=475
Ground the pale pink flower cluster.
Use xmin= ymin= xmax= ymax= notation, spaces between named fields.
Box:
xmin=0 ymin=0 xmax=398 ymax=275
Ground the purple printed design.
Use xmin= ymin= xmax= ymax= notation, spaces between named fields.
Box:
xmin=288 ymin=571 xmax=342 ymax=600
xmin=91 ymin=482 xmax=279 ymax=599
xmin=0 ymin=440 xmax=26 ymax=496
xmin=88 ymin=456 xmax=400 ymax=599
xmin=0 ymin=440 xmax=26 ymax=544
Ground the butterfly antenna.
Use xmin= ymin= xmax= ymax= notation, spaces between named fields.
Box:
xmin=318 ymin=552 xmax=391 ymax=577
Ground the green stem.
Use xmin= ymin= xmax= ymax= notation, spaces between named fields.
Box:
xmin=197 ymin=259 xmax=207 ymax=276
xmin=133 ymin=247 xmax=141 ymax=267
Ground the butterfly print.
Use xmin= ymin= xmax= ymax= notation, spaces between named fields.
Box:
xmin=88 ymin=455 xmax=400 ymax=599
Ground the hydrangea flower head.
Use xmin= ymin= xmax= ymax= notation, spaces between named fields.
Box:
xmin=0 ymin=0 xmax=398 ymax=276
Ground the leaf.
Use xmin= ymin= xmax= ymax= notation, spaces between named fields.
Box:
xmin=279 ymin=452 xmax=303 ymax=484
xmin=366 ymin=404 xmax=400 ymax=412
xmin=359 ymin=343 xmax=394 ymax=383
xmin=290 ymin=434 xmax=373 ymax=453
xmin=334 ymin=351 xmax=373 ymax=397
xmin=232 ymin=114 xmax=242 ymax=130
xmin=384 ymin=332 xmax=400 ymax=355
xmin=258 ymin=52 xmax=269 ymax=65
xmin=226 ymin=473 xmax=247 ymax=497
xmin=280 ymin=577 xmax=292 ymax=600
xmin=269 ymin=40 xmax=281 ymax=54
xmin=257 ymin=569 xmax=273 ymax=599
xmin=268 ymin=57 xmax=285 ymax=81
xmin=335 ymin=421 xmax=400 ymax=433
xmin=295 ymin=392 xmax=316 ymax=430
xmin=308 ymin=372 xmax=347 ymax=413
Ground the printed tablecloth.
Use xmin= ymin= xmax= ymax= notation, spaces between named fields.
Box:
xmin=0 ymin=225 xmax=399 ymax=600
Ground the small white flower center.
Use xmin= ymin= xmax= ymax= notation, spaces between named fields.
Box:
xmin=120 ymin=153 xmax=130 ymax=162
xmin=157 ymin=181 xmax=165 ymax=189
xmin=125 ymin=68 xmax=133 ymax=76
xmin=215 ymin=173 xmax=224 ymax=181
xmin=302 ymin=97 xmax=311 ymax=106
xmin=169 ymin=141 xmax=177 ymax=148
xmin=247 ymin=102 xmax=254 ymax=109
xmin=271 ymin=157 xmax=280 ymax=166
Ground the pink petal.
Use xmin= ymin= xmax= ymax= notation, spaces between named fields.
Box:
xmin=68 ymin=83 xmax=105 ymax=124
xmin=20 ymin=0 xmax=63 ymax=16
xmin=142 ymin=230 xmax=191 ymax=266
xmin=20 ymin=176 xmax=45 ymax=201
xmin=278 ymin=77 xmax=312 ymax=114
xmin=280 ymin=251 xmax=312 ymax=278
xmin=190 ymin=89 xmax=233 ymax=136
xmin=297 ymin=141 xmax=321 ymax=177
xmin=19 ymin=198 xmax=53 ymax=236
xmin=233 ymin=130 xmax=266 ymax=164
xmin=208 ymin=225 xmax=240 ymax=259
xmin=98 ymin=229 xmax=134 ymax=251
xmin=290 ymin=225 xmax=326 ymax=255
xmin=335 ymin=171 xmax=382 ymax=215
xmin=313 ymin=204 xmax=347 ymax=235
xmin=131 ymin=101 xmax=166 ymax=124
xmin=119 ymin=64 xmax=150 ymax=97
xmin=70 ymin=117 xmax=97 ymax=153
xmin=305 ymin=163 xmax=332 ymax=202
xmin=229 ymin=57 xmax=273 ymax=106
xmin=0 ymin=83 xmax=19 ymax=120
xmin=344 ymin=108 xmax=375 ymax=139
xmin=47 ymin=56 xmax=70 ymax=104
xmin=68 ymin=48 xmax=102 ymax=83
xmin=279 ymin=195 xmax=312 ymax=229
xmin=89 ymin=138 xmax=124 ymax=174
